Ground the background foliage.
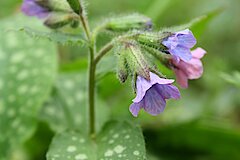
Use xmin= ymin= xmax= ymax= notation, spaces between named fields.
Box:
xmin=0 ymin=0 xmax=240 ymax=159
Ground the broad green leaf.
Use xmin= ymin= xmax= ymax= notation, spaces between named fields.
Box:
xmin=47 ymin=121 xmax=146 ymax=160
xmin=47 ymin=131 xmax=95 ymax=160
xmin=97 ymin=121 xmax=146 ymax=160
xmin=162 ymin=7 xmax=223 ymax=38
xmin=0 ymin=15 xmax=57 ymax=158
xmin=39 ymin=72 xmax=110 ymax=134
xmin=190 ymin=7 xmax=224 ymax=38
xmin=19 ymin=27 xmax=86 ymax=46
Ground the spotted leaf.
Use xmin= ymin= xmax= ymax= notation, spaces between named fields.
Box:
xmin=47 ymin=121 xmax=146 ymax=160
xmin=0 ymin=15 xmax=57 ymax=159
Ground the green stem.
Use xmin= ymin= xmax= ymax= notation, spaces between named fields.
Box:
xmin=88 ymin=46 xmax=96 ymax=138
xmin=94 ymin=41 xmax=114 ymax=65
xmin=79 ymin=11 xmax=96 ymax=138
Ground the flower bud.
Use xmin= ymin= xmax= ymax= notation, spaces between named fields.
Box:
xmin=66 ymin=0 xmax=82 ymax=15
xmin=122 ymin=41 xmax=150 ymax=80
xmin=48 ymin=0 xmax=72 ymax=12
xmin=70 ymin=20 xmax=80 ymax=28
xmin=117 ymin=52 xmax=129 ymax=83
xmin=44 ymin=12 xmax=79 ymax=29
xmin=136 ymin=32 xmax=171 ymax=52
xmin=35 ymin=0 xmax=50 ymax=8
xmin=105 ymin=14 xmax=152 ymax=32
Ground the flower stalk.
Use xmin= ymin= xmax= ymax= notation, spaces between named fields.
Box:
xmin=77 ymin=4 xmax=96 ymax=138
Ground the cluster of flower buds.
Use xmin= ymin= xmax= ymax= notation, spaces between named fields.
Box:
xmin=115 ymin=29 xmax=206 ymax=116
xmin=21 ymin=0 xmax=80 ymax=29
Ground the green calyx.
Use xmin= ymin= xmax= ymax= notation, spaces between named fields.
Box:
xmin=44 ymin=12 xmax=79 ymax=29
xmin=116 ymin=41 xmax=150 ymax=82
xmin=104 ymin=14 xmax=152 ymax=32
xmin=48 ymin=0 xmax=73 ymax=12
xmin=136 ymin=31 xmax=171 ymax=52
xmin=117 ymin=52 xmax=129 ymax=83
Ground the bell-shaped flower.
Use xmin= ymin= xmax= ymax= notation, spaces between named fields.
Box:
xmin=130 ymin=72 xmax=180 ymax=117
xmin=171 ymin=47 xmax=206 ymax=88
xmin=162 ymin=29 xmax=196 ymax=62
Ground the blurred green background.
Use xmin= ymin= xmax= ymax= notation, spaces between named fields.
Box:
xmin=1 ymin=0 xmax=240 ymax=160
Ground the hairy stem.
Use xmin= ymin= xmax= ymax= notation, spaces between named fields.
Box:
xmin=94 ymin=41 xmax=114 ymax=65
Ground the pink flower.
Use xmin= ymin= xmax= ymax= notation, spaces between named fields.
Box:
xmin=171 ymin=47 xmax=206 ymax=88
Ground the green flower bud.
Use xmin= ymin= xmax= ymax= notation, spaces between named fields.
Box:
xmin=141 ymin=44 xmax=171 ymax=66
xmin=105 ymin=14 xmax=152 ymax=32
xmin=35 ymin=0 xmax=50 ymax=9
xmin=44 ymin=12 xmax=79 ymax=29
xmin=122 ymin=41 xmax=150 ymax=80
xmin=48 ymin=0 xmax=72 ymax=12
xmin=136 ymin=32 xmax=171 ymax=52
xmin=66 ymin=0 xmax=82 ymax=15
xmin=117 ymin=52 xmax=129 ymax=83
xmin=70 ymin=20 xmax=80 ymax=28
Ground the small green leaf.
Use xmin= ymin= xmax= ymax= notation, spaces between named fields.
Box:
xmin=47 ymin=121 xmax=146 ymax=160
xmin=19 ymin=27 xmax=86 ymax=46
xmin=0 ymin=15 xmax=57 ymax=158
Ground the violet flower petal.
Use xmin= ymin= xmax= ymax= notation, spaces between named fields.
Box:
xmin=129 ymin=102 xmax=142 ymax=117
xmin=133 ymin=72 xmax=174 ymax=103
xmin=155 ymin=84 xmax=181 ymax=99
xmin=142 ymin=85 xmax=166 ymax=116
xmin=21 ymin=0 xmax=49 ymax=18
xmin=169 ymin=46 xmax=192 ymax=62
xmin=177 ymin=34 xmax=196 ymax=49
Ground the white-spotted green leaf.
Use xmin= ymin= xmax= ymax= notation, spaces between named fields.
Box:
xmin=19 ymin=27 xmax=86 ymax=46
xmin=47 ymin=121 xmax=146 ymax=160
xmin=0 ymin=15 xmax=57 ymax=159
xmin=47 ymin=131 xmax=95 ymax=160
xmin=39 ymin=72 xmax=110 ymax=134
xmin=97 ymin=121 xmax=146 ymax=160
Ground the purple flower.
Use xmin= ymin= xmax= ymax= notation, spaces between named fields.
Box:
xmin=162 ymin=29 xmax=196 ymax=62
xmin=130 ymin=72 xmax=180 ymax=117
xmin=21 ymin=0 xmax=50 ymax=18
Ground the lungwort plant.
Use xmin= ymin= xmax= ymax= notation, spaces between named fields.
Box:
xmin=0 ymin=0 xmax=208 ymax=159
